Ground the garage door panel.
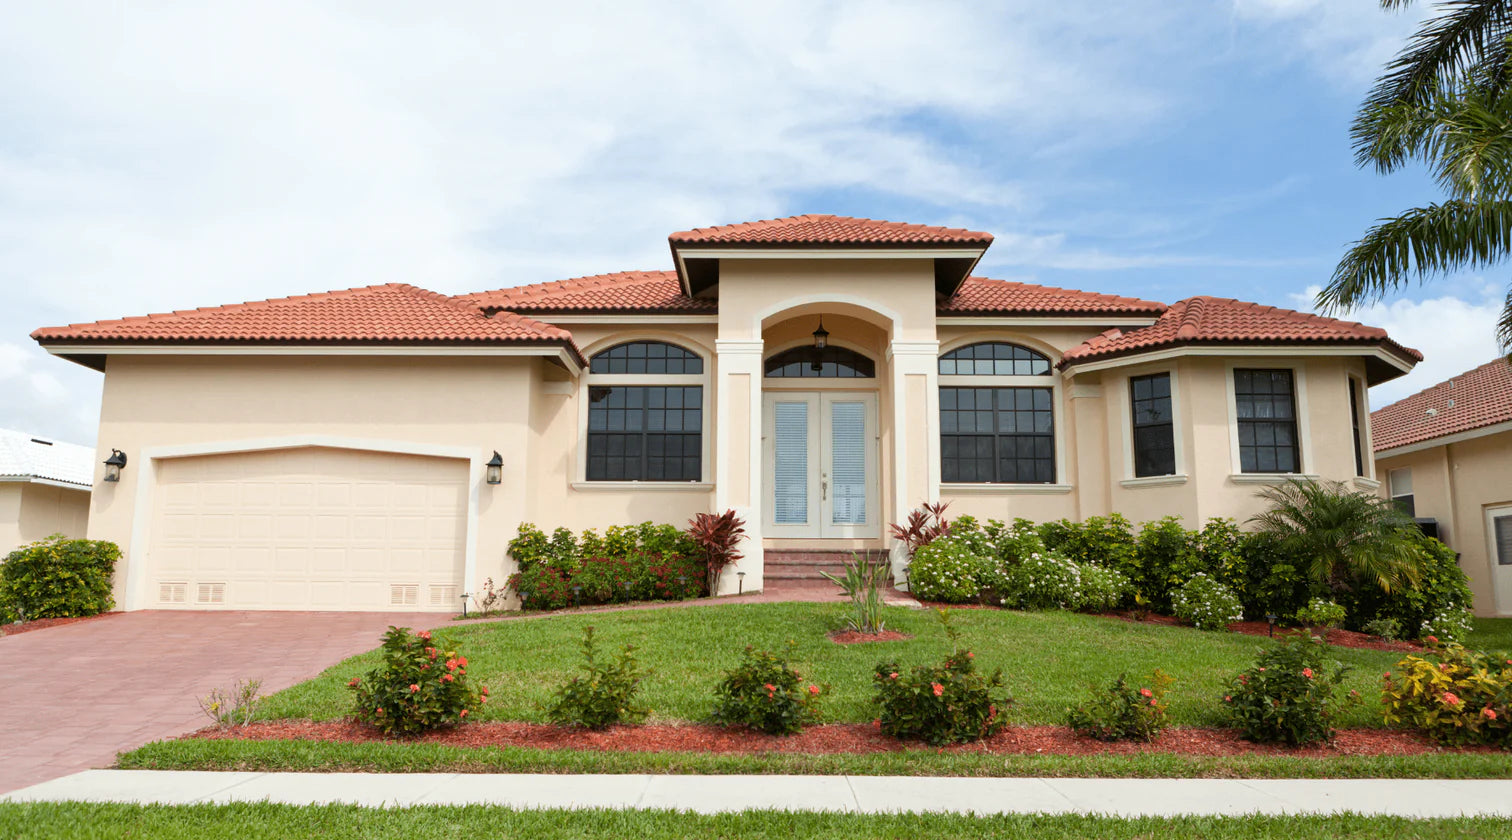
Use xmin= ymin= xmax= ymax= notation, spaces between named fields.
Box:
xmin=149 ymin=447 xmax=466 ymax=611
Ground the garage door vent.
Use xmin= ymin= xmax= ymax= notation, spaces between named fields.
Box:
xmin=196 ymin=582 xmax=226 ymax=605
xmin=391 ymin=584 xmax=419 ymax=607
xmin=159 ymin=582 xmax=187 ymax=604
xmin=429 ymin=585 xmax=458 ymax=607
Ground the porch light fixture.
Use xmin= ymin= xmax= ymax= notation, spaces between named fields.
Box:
xmin=485 ymin=451 xmax=504 ymax=485
xmin=103 ymin=449 xmax=127 ymax=482
xmin=811 ymin=318 xmax=829 ymax=349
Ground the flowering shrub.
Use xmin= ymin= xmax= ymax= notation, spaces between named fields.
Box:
xmin=507 ymin=521 xmax=705 ymax=610
xmin=906 ymin=535 xmax=991 ymax=603
xmin=994 ymin=551 xmax=1128 ymax=612
xmin=1076 ymin=563 xmax=1131 ymax=613
xmin=1037 ymin=514 xmax=1139 ymax=584
xmin=0 ymin=535 xmax=120 ymax=621
xmin=547 ymin=626 xmax=649 ymax=730
xmin=1420 ymin=608 xmax=1475 ymax=645
xmin=1381 ymin=641 xmax=1511 ymax=746
xmin=710 ymin=645 xmax=825 ymax=735
xmin=1170 ymin=573 xmax=1243 ymax=631
xmin=1222 ymin=633 xmax=1355 ymax=745
xmin=1065 ymin=670 xmax=1173 ymax=742
xmin=348 ymin=626 xmax=485 ymax=736
xmin=872 ymin=611 xmax=1011 ymax=745
xmin=1135 ymin=516 xmax=1205 ymax=612
xmin=1295 ymin=598 xmax=1347 ymax=630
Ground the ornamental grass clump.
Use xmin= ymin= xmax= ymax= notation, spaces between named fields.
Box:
xmin=872 ymin=611 xmax=1011 ymax=746
xmin=1170 ymin=573 xmax=1243 ymax=631
xmin=348 ymin=626 xmax=485 ymax=737
xmin=1222 ymin=633 xmax=1355 ymax=746
xmin=547 ymin=626 xmax=649 ymax=730
xmin=1381 ymin=640 xmax=1511 ymax=747
xmin=710 ymin=644 xmax=825 ymax=735
xmin=1065 ymin=670 xmax=1173 ymax=742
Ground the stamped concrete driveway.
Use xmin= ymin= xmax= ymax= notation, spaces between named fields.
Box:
xmin=0 ymin=610 xmax=450 ymax=795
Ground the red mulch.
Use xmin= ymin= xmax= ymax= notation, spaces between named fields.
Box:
xmin=828 ymin=629 xmax=913 ymax=645
xmin=0 ymin=612 xmax=119 ymax=637
xmin=190 ymin=720 xmax=1497 ymax=757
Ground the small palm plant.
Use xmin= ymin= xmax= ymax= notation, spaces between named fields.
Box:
xmin=821 ymin=552 xmax=890 ymax=634
xmin=1249 ymin=479 xmax=1422 ymax=596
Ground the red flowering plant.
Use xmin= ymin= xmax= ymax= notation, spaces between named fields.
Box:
xmin=872 ymin=610 xmax=1011 ymax=746
xmin=709 ymin=644 xmax=825 ymax=735
xmin=1065 ymin=670 xmax=1174 ymax=742
xmin=1381 ymin=639 xmax=1512 ymax=746
xmin=1221 ymin=632 xmax=1355 ymax=746
xmin=348 ymin=626 xmax=485 ymax=737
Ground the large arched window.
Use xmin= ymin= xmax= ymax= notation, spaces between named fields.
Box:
xmin=764 ymin=346 xmax=876 ymax=378
xmin=938 ymin=342 xmax=1056 ymax=484
xmin=585 ymin=341 xmax=705 ymax=481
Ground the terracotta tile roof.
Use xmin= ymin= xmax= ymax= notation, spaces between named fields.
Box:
xmin=32 ymin=283 xmax=584 ymax=362
xmin=668 ymin=214 xmax=994 ymax=247
xmin=458 ymin=271 xmax=714 ymax=314
xmin=1058 ymin=296 xmax=1423 ymax=366
xmin=1371 ymin=357 xmax=1512 ymax=451
xmin=941 ymin=277 xmax=1167 ymax=316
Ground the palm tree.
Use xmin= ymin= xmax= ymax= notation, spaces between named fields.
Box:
xmin=1249 ymin=479 xmax=1422 ymax=594
xmin=1320 ymin=0 xmax=1512 ymax=351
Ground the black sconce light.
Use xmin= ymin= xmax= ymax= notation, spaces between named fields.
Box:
xmin=485 ymin=451 xmax=503 ymax=485
xmin=103 ymin=449 xmax=127 ymax=483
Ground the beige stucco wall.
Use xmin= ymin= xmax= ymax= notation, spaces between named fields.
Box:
xmin=1376 ymin=429 xmax=1512 ymax=617
xmin=1 ymin=482 xmax=92 ymax=557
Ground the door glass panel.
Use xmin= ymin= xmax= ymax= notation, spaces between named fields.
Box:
xmin=773 ymin=402 xmax=809 ymax=524
xmin=830 ymin=401 xmax=867 ymax=525
xmin=1496 ymin=515 xmax=1512 ymax=566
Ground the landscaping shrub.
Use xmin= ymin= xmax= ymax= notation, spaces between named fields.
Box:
xmin=872 ymin=612 xmax=1011 ymax=746
xmin=995 ymin=551 xmax=1129 ymax=612
xmin=1294 ymin=598 xmax=1347 ymax=631
xmin=687 ymin=510 xmax=746 ymax=594
xmin=197 ymin=679 xmax=264 ymax=729
xmin=710 ymin=645 xmax=825 ymax=735
xmin=1362 ymin=617 xmax=1402 ymax=641
xmin=1065 ymin=670 xmax=1173 ymax=742
xmin=1338 ymin=532 xmax=1473 ymax=637
xmin=511 ymin=563 xmax=573 ymax=610
xmin=1381 ymin=641 xmax=1512 ymax=747
xmin=1249 ymin=479 xmax=1422 ymax=598
xmin=348 ymin=627 xmax=485 ymax=736
xmin=1170 ymin=573 xmax=1243 ymax=631
xmin=1420 ymin=607 xmax=1476 ymax=645
xmin=507 ymin=522 xmax=705 ymax=610
xmin=507 ymin=523 xmax=552 ymax=570
xmin=1037 ymin=513 xmax=1139 ymax=583
xmin=906 ymin=535 xmax=990 ymax=603
xmin=1135 ymin=516 xmax=1205 ymax=612
xmin=547 ymin=626 xmax=648 ymax=730
xmin=890 ymin=501 xmax=952 ymax=557
xmin=820 ymin=552 xmax=890 ymax=634
xmin=1222 ymin=633 xmax=1355 ymax=746
xmin=0 ymin=535 xmax=119 ymax=621
xmin=1231 ymin=531 xmax=1314 ymax=621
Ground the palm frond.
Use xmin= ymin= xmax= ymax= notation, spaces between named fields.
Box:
xmin=1249 ymin=480 xmax=1422 ymax=594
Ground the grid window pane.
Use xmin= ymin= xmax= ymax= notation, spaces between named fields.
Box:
xmin=938 ymin=342 xmax=1051 ymax=376
xmin=939 ymin=387 xmax=1054 ymax=483
xmin=1130 ymin=373 xmax=1175 ymax=477
xmin=764 ymin=346 xmax=876 ymax=378
xmin=589 ymin=342 xmax=703 ymax=375
xmin=1234 ymin=369 xmax=1300 ymax=474
xmin=587 ymin=386 xmax=702 ymax=481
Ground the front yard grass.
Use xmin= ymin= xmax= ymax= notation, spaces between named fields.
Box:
xmin=2 ymin=802 xmax=1509 ymax=840
xmin=261 ymin=602 xmax=1406 ymax=728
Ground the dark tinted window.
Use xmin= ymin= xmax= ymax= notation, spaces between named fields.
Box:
xmin=586 ymin=386 xmax=701 ymax=481
xmin=1235 ymin=369 xmax=1301 ymax=473
xmin=589 ymin=341 xmax=703 ymax=375
xmin=764 ymin=346 xmax=875 ymax=378
xmin=939 ymin=342 xmax=1051 ymax=376
xmin=940 ymin=387 xmax=1054 ymax=483
xmin=1130 ymin=373 xmax=1175 ymax=477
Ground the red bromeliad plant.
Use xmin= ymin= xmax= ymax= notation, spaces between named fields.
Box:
xmin=687 ymin=509 xmax=746 ymax=595
xmin=889 ymin=501 xmax=952 ymax=557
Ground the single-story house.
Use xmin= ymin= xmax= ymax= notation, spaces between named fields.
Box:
xmin=0 ymin=428 xmax=93 ymax=555
xmin=1373 ymin=358 xmax=1512 ymax=617
xmin=32 ymin=215 xmax=1421 ymax=612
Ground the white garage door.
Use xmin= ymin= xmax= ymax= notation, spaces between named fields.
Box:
xmin=148 ymin=447 xmax=467 ymax=611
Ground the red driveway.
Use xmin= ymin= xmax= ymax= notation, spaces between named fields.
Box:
xmin=0 ymin=610 xmax=450 ymax=794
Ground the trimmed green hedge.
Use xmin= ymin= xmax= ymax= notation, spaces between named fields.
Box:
xmin=0 ymin=534 xmax=119 ymax=622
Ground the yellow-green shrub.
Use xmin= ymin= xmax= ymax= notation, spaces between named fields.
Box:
xmin=1382 ymin=642 xmax=1511 ymax=746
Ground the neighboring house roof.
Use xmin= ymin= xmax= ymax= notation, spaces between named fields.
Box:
xmin=667 ymin=214 xmax=994 ymax=248
xmin=1058 ymin=296 xmax=1423 ymax=370
xmin=32 ymin=283 xmax=585 ymax=364
xmin=940 ymin=277 xmax=1167 ymax=317
xmin=458 ymin=271 xmax=715 ymax=315
xmin=1371 ymin=357 xmax=1512 ymax=452
xmin=0 ymin=429 xmax=94 ymax=489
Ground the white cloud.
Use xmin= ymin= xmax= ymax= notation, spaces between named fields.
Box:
xmin=1229 ymin=0 xmax=1430 ymax=87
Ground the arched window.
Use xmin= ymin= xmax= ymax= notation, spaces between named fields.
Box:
xmin=938 ymin=342 xmax=1056 ymax=484
xmin=585 ymin=340 xmax=705 ymax=482
xmin=764 ymin=346 xmax=875 ymax=378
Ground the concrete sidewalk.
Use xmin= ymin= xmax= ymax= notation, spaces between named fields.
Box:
xmin=6 ymin=771 xmax=1512 ymax=817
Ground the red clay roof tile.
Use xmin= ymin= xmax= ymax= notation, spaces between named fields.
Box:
xmin=1371 ymin=357 xmax=1512 ymax=451
xmin=1058 ymin=296 xmax=1422 ymax=366
xmin=941 ymin=277 xmax=1167 ymax=316
xmin=458 ymin=271 xmax=714 ymax=314
xmin=668 ymin=214 xmax=993 ymax=247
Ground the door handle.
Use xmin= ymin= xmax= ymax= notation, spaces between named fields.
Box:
xmin=821 ymin=472 xmax=828 ymax=501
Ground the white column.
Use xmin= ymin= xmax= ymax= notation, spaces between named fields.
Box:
xmin=886 ymin=340 xmax=940 ymax=584
xmin=714 ymin=340 xmax=765 ymax=594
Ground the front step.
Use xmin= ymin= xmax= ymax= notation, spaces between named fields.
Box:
xmin=764 ymin=549 xmax=891 ymax=581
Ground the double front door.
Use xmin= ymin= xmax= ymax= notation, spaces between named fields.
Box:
xmin=761 ymin=391 xmax=879 ymax=538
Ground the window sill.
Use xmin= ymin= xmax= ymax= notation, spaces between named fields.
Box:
xmin=1352 ymin=476 xmax=1382 ymax=491
xmin=1227 ymin=473 xmax=1319 ymax=485
xmin=940 ymin=483 xmax=1073 ymax=495
xmin=1120 ymin=474 xmax=1188 ymax=489
xmin=571 ymin=481 xmax=714 ymax=492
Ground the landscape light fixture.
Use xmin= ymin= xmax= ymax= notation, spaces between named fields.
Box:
xmin=485 ymin=451 xmax=503 ymax=485
xmin=1266 ymin=613 xmax=1278 ymax=638
xmin=103 ymin=449 xmax=127 ymax=482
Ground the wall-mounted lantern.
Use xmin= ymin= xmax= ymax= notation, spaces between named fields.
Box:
xmin=811 ymin=317 xmax=829 ymax=349
xmin=485 ymin=451 xmax=504 ymax=485
xmin=103 ymin=449 xmax=127 ymax=483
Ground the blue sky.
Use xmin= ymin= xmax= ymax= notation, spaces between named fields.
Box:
xmin=1 ymin=0 xmax=1504 ymax=445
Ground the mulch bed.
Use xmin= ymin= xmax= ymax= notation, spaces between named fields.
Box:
xmin=0 ymin=612 xmax=119 ymax=637
xmin=828 ymin=629 xmax=913 ymax=645
xmin=190 ymin=720 xmax=1495 ymax=757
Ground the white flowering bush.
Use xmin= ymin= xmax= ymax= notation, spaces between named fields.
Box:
xmin=1170 ymin=573 xmax=1242 ymax=631
xmin=907 ymin=536 xmax=991 ymax=603
xmin=1420 ymin=607 xmax=1474 ymax=644
xmin=1077 ymin=563 xmax=1131 ymax=612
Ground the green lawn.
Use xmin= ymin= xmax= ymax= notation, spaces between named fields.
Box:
xmin=261 ymin=602 xmax=1407 ymax=728
xmin=2 ymin=803 xmax=1508 ymax=840
xmin=1467 ymin=617 xmax=1512 ymax=652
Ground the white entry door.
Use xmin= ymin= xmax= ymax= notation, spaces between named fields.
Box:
xmin=762 ymin=392 xmax=879 ymax=538
xmin=1487 ymin=505 xmax=1512 ymax=616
